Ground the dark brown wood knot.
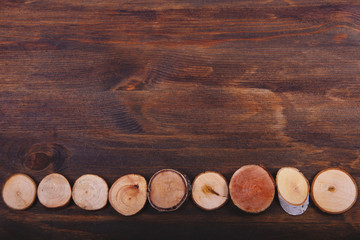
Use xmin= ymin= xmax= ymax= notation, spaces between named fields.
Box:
xmin=19 ymin=143 xmax=70 ymax=171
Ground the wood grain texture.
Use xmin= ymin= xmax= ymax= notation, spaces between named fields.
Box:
xmin=1 ymin=0 xmax=360 ymax=239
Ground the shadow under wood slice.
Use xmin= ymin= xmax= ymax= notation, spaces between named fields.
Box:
xmin=311 ymin=168 xmax=358 ymax=214
xmin=276 ymin=167 xmax=309 ymax=216
xmin=148 ymin=169 xmax=190 ymax=212
xmin=2 ymin=173 xmax=37 ymax=210
xmin=229 ymin=165 xmax=275 ymax=213
xmin=109 ymin=174 xmax=147 ymax=216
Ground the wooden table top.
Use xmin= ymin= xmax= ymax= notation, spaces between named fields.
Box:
xmin=1 ymin=0 xmax=360 ymax=239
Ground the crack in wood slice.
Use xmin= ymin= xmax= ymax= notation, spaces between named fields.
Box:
xmin=72 ymin=174 xmax=108 ymax=211
xmin=109 ymin=174 xmax=147 ymax=216
xmin=148 ymin=169 xmax=190 ymax=212
xmin=37 ymin=173 xmax=72 ymax=208
xmin=229 ymin=165 xmax=275 ymax=213
xmin=311 ymin=168 xmax=358 ymax=214
xmin=276 ymin=167 xmax=309 ymax=216
xmin=2 ymin=173 xmax=37 ymax=210
xmin=192 ymin=171 xmax=228 ymax=211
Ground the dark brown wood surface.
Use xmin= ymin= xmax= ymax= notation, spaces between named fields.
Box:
xmin=1 ymin=0 xmax=360 ymax=239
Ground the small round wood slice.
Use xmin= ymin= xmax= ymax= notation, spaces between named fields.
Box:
xmin=2 ymin=173 xmax=37 ymax=210
xmin=311 ymin=168 xmax=357 ymax=214
xmin=37 ymin=173 xmax=71 ymax=208
xmin=192 ymin=171 xmax=228 ymax=210
xmin=148 ymin=169 xmax=190 ymax=212
xmin=72 ymin=174 xmax=108 ymax=210
xmin=229 ymin=165 xmax=275 ymax=213
xmin=109 ymin=174 xmax=147 ymax=216
xmin=276 ymin=167 xmax=309 ymax=215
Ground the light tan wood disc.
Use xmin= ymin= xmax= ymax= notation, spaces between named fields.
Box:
xmin=72 ymin=174 xmax=108 ymax=210
xmin=109 ymin=174 xmax=147 ymax=216
xmin=277 ymin=167 xmax=309 ymax=205
xmin=229 ymin=165 xmax=275 ymax=213
xmin=37 ymin=173 xmax=71 ymax=208
xmin=148 ymin=169 xmax=189 ymax=211
xmin=311 ymin=168 xmax=357 ymax=214
xmin=2 ymin=173 xmax=37 ymax=210
xmin=192 ymin=171 xmax=228 ymax=210
xmin=276 ymin=167 xmax=310 ymax=215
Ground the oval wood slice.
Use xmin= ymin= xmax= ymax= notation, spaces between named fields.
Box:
xmin=276 ymin=167 xmax=309 ymax=215
xmin=72 ymin=174 xmax=108 ymax=210
xmin=192 ymin=171 xmax=228 ymax=210
xmin=2 ymin=173 xmax=37 ymax=210
xmin=37 ymin=173 xmax=72 ymax=208
xmin=229 ymin=165 xmax=275 ymax=213
xmin=109 ymin=174 xmax=147 ymax=216
xmin=148 ymin=169 xmax=190 ymax=212
xmin=311 ymin=168 xmax=357 ymax=214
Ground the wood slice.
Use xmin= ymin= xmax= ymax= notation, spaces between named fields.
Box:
xmin=72 ymin=174 xmax=108 ymax=210
xmin=109 ymin=174 xmax=147 ymax=216
xmin=37 ymin=173 xmax=72 ymax=208
xmin=229 ymin=165 xmax=275 ymax=213
xmin=2 ymin=173 xmax=37 ymax=210
xmin=311 ymin=168 xmax=357 ymax=214
xmin=276 ymin=167 xmax=309 ymax=216
xmin=148 ymin=169 xmax=190 ymax=212
xmin=192 ymin=171 xmax=228 ymax=211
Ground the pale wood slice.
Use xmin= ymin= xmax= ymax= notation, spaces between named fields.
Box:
xmin=276 ymin=167 xmax=309 ymax=215
xmin=192 ymin=171 xmax=228 ymax=210
xmin=311 ymin=168 xmax=357 ymax=214
xmin=72 ymin=174 xmax=108 ymax=210
xmin=229 ymin=165 xmax=275 ymax=213
xmin=37 ymin=173 xmax=71 ymax=208
xmin=2 ymin=173 xmax=37 ymax=210
xmin=148 ymin=169 xmax=190 ymax=212
xmin=109 ymin=174 xmax=147 ymax=216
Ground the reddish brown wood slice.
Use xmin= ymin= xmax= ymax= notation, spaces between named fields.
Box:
xmin=229 ymin=165 xmax=275 ymax=213
xmin=148 ymin=169 xmax=190 ymax=212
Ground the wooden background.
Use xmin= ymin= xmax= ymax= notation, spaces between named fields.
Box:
xmin=1 ymin=0 xmax=360 ymax=239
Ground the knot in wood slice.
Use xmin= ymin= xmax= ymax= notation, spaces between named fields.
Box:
xmin=20 ymin=143 xmax=69 ymax=171
xmin=148 ymin=169 xmax=190 ymax=212
xmin=311 ymin=168 xmax=357 ymax=214
xmin=72 ymin=174 xmax=108 ymax=210
xmin=38 ymin=173 xmax=72 ymax=208
xmin=229 ymin=165 xmax=275 ymax=213
xmin=192 ymin=171 xmax=228 ymax=211
xmin=109 ymin=174 xmax=147 ymax=216
xmin=2 ymin=174 xmax=37 ymax=210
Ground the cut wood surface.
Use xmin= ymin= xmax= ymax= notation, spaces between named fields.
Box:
xmin=148 ymin=169 xmax=189 ymax=211
xmin=72 ymin=174 xmax=108 ymax=211
xmin=37 ymin=173 xmax=72 ymax=208
xmin=109 ymin=174 xmax=147 ymax=216
xmin=192 ymin=171 xmax=228 ymax=210
xmin=311 ymin=168 xmax=357 ymax=214
xmin=1 ymin=0 xmax=360 ymax=239
xmin=2 ymin=174 xmax=37 ymax=210
xmin=229 ymin=165 xmax=275 ymax=213
xmin=276 ymin=167 xmax=309 ymax=215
